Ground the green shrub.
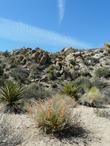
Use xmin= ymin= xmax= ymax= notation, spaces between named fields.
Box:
xmin=92 ymin=78 xmax=108 ymax=89
xmin=61 ymin=82 xmax=77 ymax=99
xmin=69 ymin=59 xmax=76 ymax=66
xmin=74 ymin=77 xmax=92 ymax=91
xmin=79 ymin=87 xmax=104 ymax=107
xmin=11 ymin=67 xmax=29 ymax=84
xmin=31 ymin=95 xmax=73 ymax=134
xmin=95 ymin=67 xmax=110 ymax=78
xmin=0 ymin=80 xmax=24 ymax=113
xmin=47 ymin=66 xmax=56 ymax=80
xmin=23 ymin=83 xmax=51 ymax=100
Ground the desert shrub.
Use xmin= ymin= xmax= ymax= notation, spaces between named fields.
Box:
xmin=11 ymin=67 xmax=29 ymax=84
xmin=89 ymin=57 xmax=99 ymax=64
xmin=29 ymin=64 xmax=41 ymax=79
xmin=79 ymin=70 xmax=91 ymax=77
xmin=84 ymin=57 xmax=99 ymax=65
xmin=101 ymin=86 xmax=110 ymax=104
xmin=79 ymin=87 xmax=104 ymax=107
xmin=47 ymin=66 xmax=57 ymax=80
xmin=74 ymin=77 xmax=92 ymax=91
xmin=69 ymin=59 xmax=76 ymax=66
xmin=0 ymin=116 xmax=23 ymax=146
xmin=0 ymin=66 xmax=4 ymax=76
xmin=71 ymin=77 xmax=92 ymax=99
xmin=0 ymin=80 xmax=24 ymax=113
xmin=31 ymin=95 xmax=77 ymax=134
xmin=23 ymin=83 xmax=51 ymax=100
xmin=61 ymin=82 xmax=77 ymax=99
xmin=48 ymin=69 xmax=56 ymax=80
xmin=94 ymin=109 xmax=110 ymax=119
xmin=92 ymin=78 xmax=108 ymax=90
xmin=95 ymin=67 xmax=110 ymax=78
xmin=3 ymin=50 xmax=10 ymax=57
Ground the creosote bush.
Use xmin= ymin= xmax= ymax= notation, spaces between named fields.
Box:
xmin=23 ymin=83 xmax=51 ymax=100
xmin=31 ymin=95 xmax=75 ymax=134
xmin=74 ymin=77 xmax=92 ymax=91
xmin=95 ymin=67 xmax=110 ymax=78
xmin=0 ymin=80 xmax=24 ymax=113
xmin=79 ymin=86 xmax=104 ymax=107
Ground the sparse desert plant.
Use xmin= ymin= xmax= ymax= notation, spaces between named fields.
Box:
xmin=61 ymin=82 xmax=77 ymax=99
xmin=79 ymin=87 xmax=104 ymax=107
xmin=0 ymin=66 xmax=4 ymax=76
xmin=0 ymin=80 xmax=24 ymax=113
xmin=69 ymin=59 xmax=76 ymax=66
xmin=92 ymin=78 xmax=108 ymax=90
xmin=11 ymin=67 xmax=29 ymax=84
xmin=23 ymin=83 xmax=51 ymax=100
xmin=31 ymin=95 xmax=75 ymax=134
xmin=74 ymin=77 xmax=92 ymax=91
xmin=47 ymin=66 xmax=56 ymax=80
xmin=94 ymin=109 xmax=110 ymax=119
xmin=95 ymin=67 xmax=110 ymax=78
xmin=3 ymin=50 xmax=10 ymax=57
xmin=0 ymin=116 xmax=23 ymax=146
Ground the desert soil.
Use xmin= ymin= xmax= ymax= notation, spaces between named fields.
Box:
xmin=0 ymin=105 xmax=110 ymax=146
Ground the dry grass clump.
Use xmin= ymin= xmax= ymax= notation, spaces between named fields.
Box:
xmin=30 ymin=95 xmax=77 ymax=134
xmin=79 ymin=87 xmax=104 ymax=107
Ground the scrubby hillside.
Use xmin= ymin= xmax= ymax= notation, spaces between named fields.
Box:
xmin=0 ymin=44 xmax=110 ymax=99
xmin=0 ymin=44 xmax=110 ymax=146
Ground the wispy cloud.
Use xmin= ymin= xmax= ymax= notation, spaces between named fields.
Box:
xmin=0 ymin=18 xmax=92 ymax=51
xmin=58 ymin=0 xmax=65 ymax=24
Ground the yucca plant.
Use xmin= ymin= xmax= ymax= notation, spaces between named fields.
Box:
xmin=31 ymin=95 xmax=72 ymax=134
xmin=61 ymin=82 xmax=77 ymax=99
xmin=0 ymin=80 xmax=24 ymax=113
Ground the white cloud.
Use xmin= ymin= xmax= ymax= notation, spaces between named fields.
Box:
xmin=0 ymin=17 xmax=92 ymax=50
xmin=58 ymin=0 xmax=65 ymax=24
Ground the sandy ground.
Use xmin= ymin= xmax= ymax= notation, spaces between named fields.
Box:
xmin=0 ymin=105 xmax=110 ymax=146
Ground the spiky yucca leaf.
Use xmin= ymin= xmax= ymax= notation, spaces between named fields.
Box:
xmin=0 ymin=80 xmax=24 ymax=105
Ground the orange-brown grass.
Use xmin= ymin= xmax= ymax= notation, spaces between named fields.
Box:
xmin=30 ymin=95 xmax=75 ymax=134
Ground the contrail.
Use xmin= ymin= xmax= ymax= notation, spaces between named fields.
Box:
xmin=0 ymin=17 xmax=92 ymax=50
xmin=58 ymin=0 xmax=65 ymax=24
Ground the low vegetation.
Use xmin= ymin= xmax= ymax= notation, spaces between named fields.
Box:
xmin=31 ymin=95 xmax=77 ymax=134
xmin=95 ymin=67 xmax=110 ymax=78
xmin=94 ymin=109 xmax=110 ymax=119
xmin=61 ymin=82 xmax=78 ymax=99
xmin=79 ymin=86 xmax=104 ymax=107
xmin=0 ymin=80 xmax=24 ymax=113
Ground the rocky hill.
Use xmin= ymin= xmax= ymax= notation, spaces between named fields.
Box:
xmin=0 ymin=43 xmax=110 ymax=99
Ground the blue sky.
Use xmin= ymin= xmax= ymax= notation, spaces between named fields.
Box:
xmin=0 ymin=0 xmax=110 ymax=52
